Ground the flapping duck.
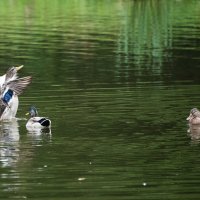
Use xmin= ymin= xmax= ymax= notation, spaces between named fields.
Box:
xmin=0 ymin=65 xmax=32 ymax=120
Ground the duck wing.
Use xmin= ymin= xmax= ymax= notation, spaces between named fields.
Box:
xmin=0 ymin=76 xmax=32 ymax=107
xmin=38 ymin=118 xmax=51 ymax=127
xmin=0 ymin=87 xmax=6 ymax=118
xmin=32 ymin=117 xmax=51 ymax=127
xmin=6 ymin=76 xmax=32 ymax=95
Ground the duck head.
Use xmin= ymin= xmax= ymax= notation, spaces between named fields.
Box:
xmin=187 ymin=108 xmax=200 ymax=124
xmin=26 ymin=106 xmax=38 ymax=117
xmin=5 ymin=65 xmax=24 ymax=81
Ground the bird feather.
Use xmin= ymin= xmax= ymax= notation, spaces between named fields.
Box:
xmin=6 ymin=76 xmax=32 ymax=96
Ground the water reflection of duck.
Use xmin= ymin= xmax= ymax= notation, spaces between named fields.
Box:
xmin=26 ymin=106 xmax=51 ymax=131
xmin=27 ymin=128 xmax=52 ymax=141
xmin=0 ymin=65 xmax=32 ymax=121
xmin=186 ymin=108 xmax=200 ymax=125
xmin=0 ymin=119 xmax=20 ymax=167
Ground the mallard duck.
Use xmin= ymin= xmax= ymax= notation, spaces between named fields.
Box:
xmin=0 ymin=65 xmax=32 ymax=120
xmin=26 ymin=106 xmax=51 ymax=129
xmin=186 ymin=108 xmax=200 ymax=125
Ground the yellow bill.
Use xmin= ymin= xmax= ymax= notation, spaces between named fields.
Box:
xmin=16 ymin=65 xmax=24 ymax=71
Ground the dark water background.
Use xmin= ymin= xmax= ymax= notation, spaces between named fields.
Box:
xmin=0 ymin=0 xmax=200 ymax=199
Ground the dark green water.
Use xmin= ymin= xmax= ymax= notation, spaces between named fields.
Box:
xmin=0 ymin=0 xmax=200 ymax=199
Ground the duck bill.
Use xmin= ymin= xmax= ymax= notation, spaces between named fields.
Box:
xmin=25 ymin=112 xmax=29 ymax=116
xmin=16 ymin=65 xmax=24 ymax=71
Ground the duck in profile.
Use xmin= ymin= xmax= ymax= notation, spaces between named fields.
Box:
xmin=26 ymin=106 xmax=51 ymax=129
xmin=186 ymin=108 xmax=200 ymax=125
xmin=0 ymin=65 xmax=32 ymax=121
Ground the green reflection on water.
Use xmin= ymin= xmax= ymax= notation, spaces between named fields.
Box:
xmin=0 ymin=0 xmax=199 ymax=85
xmin=0 ymin=0 xmax=200 ymax=200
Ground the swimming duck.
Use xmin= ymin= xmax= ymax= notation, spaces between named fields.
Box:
xmin=0 ymin=65 xmax=32 ymax=120
xmin=186 ymin=108 xmax=200 ymax=125
xmin=26 ymin=106 xmax=51 ymax=129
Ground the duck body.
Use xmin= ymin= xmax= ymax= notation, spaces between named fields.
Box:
xmin=26 ymin=117 xmax=51 ymax=129
xmin=0 ymin=73 xmax=18 ymax=120
xmin=26 ymin=106 xmax=51 ymax=129
xmin=0 ymin=66 xmax=32 ymax=121
xmin=0 ymin=95 xmax=19 ymax=120
xmin=187 ymin=108 xmax=200 ymax=125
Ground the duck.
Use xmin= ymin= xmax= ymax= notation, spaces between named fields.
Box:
xmin=0 ymin=65 xmax=32 ymax=121
xmin=26 ymin=106 xmax=51 ymax=129
xmin=186 ymin=108 xmax=200 ymax=125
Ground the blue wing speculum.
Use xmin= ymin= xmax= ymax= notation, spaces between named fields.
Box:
xmin=2 ymin=89 xmax=13 ymax=105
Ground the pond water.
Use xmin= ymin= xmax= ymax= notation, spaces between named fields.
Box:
xmin=0 ymin=0 xmax=200 ymax=199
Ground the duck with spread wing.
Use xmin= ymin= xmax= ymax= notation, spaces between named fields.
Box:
xmin=0 ymin=65 xmax=32 ymax=120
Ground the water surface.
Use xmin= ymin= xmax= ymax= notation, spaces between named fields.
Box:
xmin=0 ymin=0 xmax=200 ymax=199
